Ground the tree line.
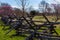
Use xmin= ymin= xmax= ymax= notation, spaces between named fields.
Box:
xmin=0 ymin=0 xmax=60 ymax=17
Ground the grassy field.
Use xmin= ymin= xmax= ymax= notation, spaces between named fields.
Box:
xmin=0 ymin=20 xmax=26 ymax=40
xmin=0 ymin=16 xmax=60 ymax=40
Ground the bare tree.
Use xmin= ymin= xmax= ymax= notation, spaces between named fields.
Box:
xmin=39 ymin=0 xmax=49 ymax=13
xmin=47 ymin=7 xmax=51 ymax=13
xmin=19 ymin=0 xmax=29 ymax=16
xmin=52 ymin=4 xmax=60 ymax=22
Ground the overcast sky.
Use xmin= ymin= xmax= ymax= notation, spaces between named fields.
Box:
xmin=0 ymin=0 xmax=60 ymax=9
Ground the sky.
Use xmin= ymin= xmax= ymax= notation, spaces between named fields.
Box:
xmin=0 ymin=0 xmax=60 ymax=9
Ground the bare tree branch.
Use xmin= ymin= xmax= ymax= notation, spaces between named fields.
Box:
xmin=19 ymin=0 xmax=29 ymax=16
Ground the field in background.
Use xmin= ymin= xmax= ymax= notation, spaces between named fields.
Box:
xmin=34 ymin=16 xmax=60 ymax=35
xmin=0 ymin=16 xmax=60 ymax=40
